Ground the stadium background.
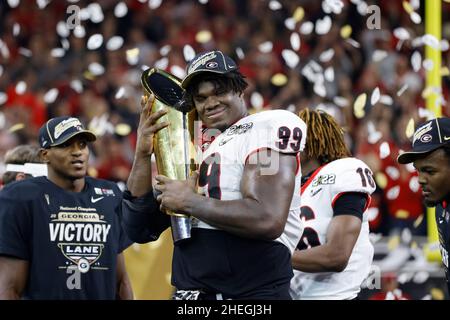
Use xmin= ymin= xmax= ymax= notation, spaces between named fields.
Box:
xmin=0 ymin=0 xmax=449 ymax=299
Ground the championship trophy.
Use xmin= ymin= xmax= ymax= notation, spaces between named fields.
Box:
xmin=141 ymin=68 xmax=197 ymax=243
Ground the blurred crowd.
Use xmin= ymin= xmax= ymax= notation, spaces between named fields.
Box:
xmin=1 ymin=0 xmax=450 ymax=239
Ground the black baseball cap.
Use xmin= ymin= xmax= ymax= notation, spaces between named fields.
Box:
xmin=397 ymin=117 xmax=450 ymax=164
xmin=38 ymin=116 xmax=96 ymax=149
xmin=181 ymin=50 xmax=238 ymax=89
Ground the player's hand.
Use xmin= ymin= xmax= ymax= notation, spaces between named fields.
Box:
xmin=154 ymin=172 xmax=199 ymax=214
xmin=136 ymin=94 xmax=168 ymax=158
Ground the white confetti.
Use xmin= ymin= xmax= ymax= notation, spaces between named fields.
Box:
xmin=299 ymin=21 xmax=314 ymax=35
xmin=397 ymin=84 xmax=409 ymax=96
xmin=106 ymin=36 xmax=124 ymax=51
xmin=7 ymin=0 xmax=20 ymax=8
xmin=319 ymin=48 xmax=334 ymax=62
xmin=154 ymin=57 xmax=169 ymax=70
xmin=290 ymin=32 xmax=301 ymax=51
xmin=258 ymin=41 xmax=273 ymax=53
xmin=183 ymin=45 xmax=196 ymax=62
xmin=56 ymin=21 xmax=70 ymax=38
xmin=251 ymin=92 xmax=264 ymax=110
xmin=79 ymin=8 xmax=90 ymax=21
xmin=13 ymin=23 xmax=20 ymax=36
xmin=356 ymin=1 xmax=368 ymax=15
xmin=413 ymin=271 xmax=429 ymax=284
xmin=236 ymin=47 xmax=245 ymax=60
xmin=401 ymin=228 xmax=412 ymax=244
xmin=422 ymin=59 xmax=434 ymax=71
xmin=88 ymin=62 xmax=105 ymax=76
xmin=386 ymin=186 xmax=400 ymax=200
xmin=394 ymin=27 xmax=410 ymax=41
xmin=409 ymin=176 xmax=420 ymax=193
xmin=19 ymin=47 xmax=32 ymax=57
xmin=0 ymin=65 xmax=3 ymax=77
xmin=367 ymin=208 xmax=379 ymax=222
xmin=284 ymin=17 xmax=296 ymax=31
xmin=322 ymin=0 xmax=344 ymax=14
xmin=380 ymin=94 xmax=393 ymax=105
xmin=160 ymin=45 xmax=171 ymax=56
xmin=44 ymin=88 xmax=59 ymax=104
xmin=405 ymin=162 xmax=416 ymax=173
xmin=114 ymin=2 xmax=128 ymax=18
xmin=418 ymin=107 xmax=435 ymax=119
xmin=315 ymin=16 xmax=332 ymax=35
xmin=411 ymin=51 xmax=422 ymax=72
xmin=0 ymin=39 xmax=10 ymax=60
xmin=385 ymin=166 xmax=400 ymax=180
xmin=410 ymin=0 xmax=420 ymax=10
xmin=287 ymin=104 xmax=296 ymax=112
xmin=314 ymin=81 xmax=326 ymax=97
xmin=379 ymin=141 xmax=391 ymax=159
xmin=170 ymin=65 xmax=185 ymax=79
xmin=88 ymin=3 xmax=104 ymax=23
xmin=0 ymin=92 xmax=7 ymax=105
xmin=440 ymin=40 xmax=449 ymax=51
xmin=324 ymin=67 xmax=334 ymax=82
xmin=398 ymin=273 xmax=413 ymax=284
xmin=410 ymin=12 xmax=421 ymax=24
xmin=422 ymin=34 xmax=440 ymax=50
xmin=0 ymin=111 xmax=5 ymax=129
xmin=73 ymin=25 xmax=86 ymax=38
xmin=115 ymin=87 xmax=126 ymax=99
xmin=51 ymin=48 xmax=65 ymax=58
xmin=371 ymin=87 xmax=380 ymax=105
xmin=149 ymin=0 xmax=162 ymax=9
xmin=37 ymin=0 xmax=50 ymax=9
xmin=281 ymin=49 xmax=300 ymax=69
xmin=70 ymin=80 xmax=83 ymax=93
xmin=61 ymin=39 xmax=70 ymax=50
xmin=346 ymin=38 xmax=360 ymax=48
xmin=333 ymin=96 xmax=349 ymax=107
xmin=372 ymin=49 xmax=388 ymax=62
xmin=269 ymin=0 xmax=282 ymax=10
xmin=199 ymin=0 xmax=209 ymax=4
xmin=87 ymin=34 xmax=103 ymax=50
xmin=16 ymin=81 xmax=26 ymax=94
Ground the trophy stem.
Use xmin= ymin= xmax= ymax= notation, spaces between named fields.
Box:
xmin=171 ymin=215 xmax=192 ymax=243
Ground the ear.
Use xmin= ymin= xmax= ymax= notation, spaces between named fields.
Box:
xmin=40 ymin=149 xmax=50 ymax=163
xmin=15 ymin=172 xmax=26 ymax=181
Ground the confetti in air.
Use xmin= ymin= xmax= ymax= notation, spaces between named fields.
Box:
xmin=44 ymin=88 xmax=59 ymax=104
xmin=106 ymin=36 xmax=124 ymax=51
xmin=183 ymin=45 xmax=196 ymax=62
xmin=250 ymin=92 xmax=264 ymax=110
xmin=114 ymin=2 xmax=128 ymax=18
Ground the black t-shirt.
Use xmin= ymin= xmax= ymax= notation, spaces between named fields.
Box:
xmin=436 ymin=202 xmax=450 ymax=294
xmin=0 ymin=176 xmax=131 ymax=299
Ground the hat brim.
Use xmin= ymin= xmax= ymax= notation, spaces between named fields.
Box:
xmin=397 ymin=146 xmax=442 ymax=164
xmin=181 ymin=69 xmax=229 ymax=89
xmin=49 ymin=130 xmax=97 ymax=148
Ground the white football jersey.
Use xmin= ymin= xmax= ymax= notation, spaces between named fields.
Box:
xmin=192 ymin=109 xmax=307 ymax=253
xmin=290 ymin=157 xmax=375 ymax=300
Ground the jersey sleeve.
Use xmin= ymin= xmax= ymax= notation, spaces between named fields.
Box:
xmin=0 ymin=192 xmax=31 ymax=260
xmin=243 ymin=111 xmax=307 ymax=162
xmin=330 ymin=159 xmax=376 ymax=207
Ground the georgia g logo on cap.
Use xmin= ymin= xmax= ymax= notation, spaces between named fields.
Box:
xmin=412 ymin=121 xmax=433 ymax=146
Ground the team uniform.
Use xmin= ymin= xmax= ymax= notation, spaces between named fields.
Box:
xmin=0 ymin=176 xmax=131 ymax=299
xmin=436 ymin=202 xmax=450 ymax=294
xmin=169 ymin=109 xmax=306 ymax=298
xmin=290 ymin=158 xmax=375 ymax=300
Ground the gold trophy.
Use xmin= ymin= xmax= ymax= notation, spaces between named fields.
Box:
xmin=141 ymin=68 xmax=197 ymax=243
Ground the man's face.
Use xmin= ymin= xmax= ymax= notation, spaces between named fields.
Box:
xmin=413 ymin=148 xmax=450 ymax=207
xmin=42 ymin=135 xmax=90 ymax=181
xmin=193 ymin=80 xmax=247 ymax=131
